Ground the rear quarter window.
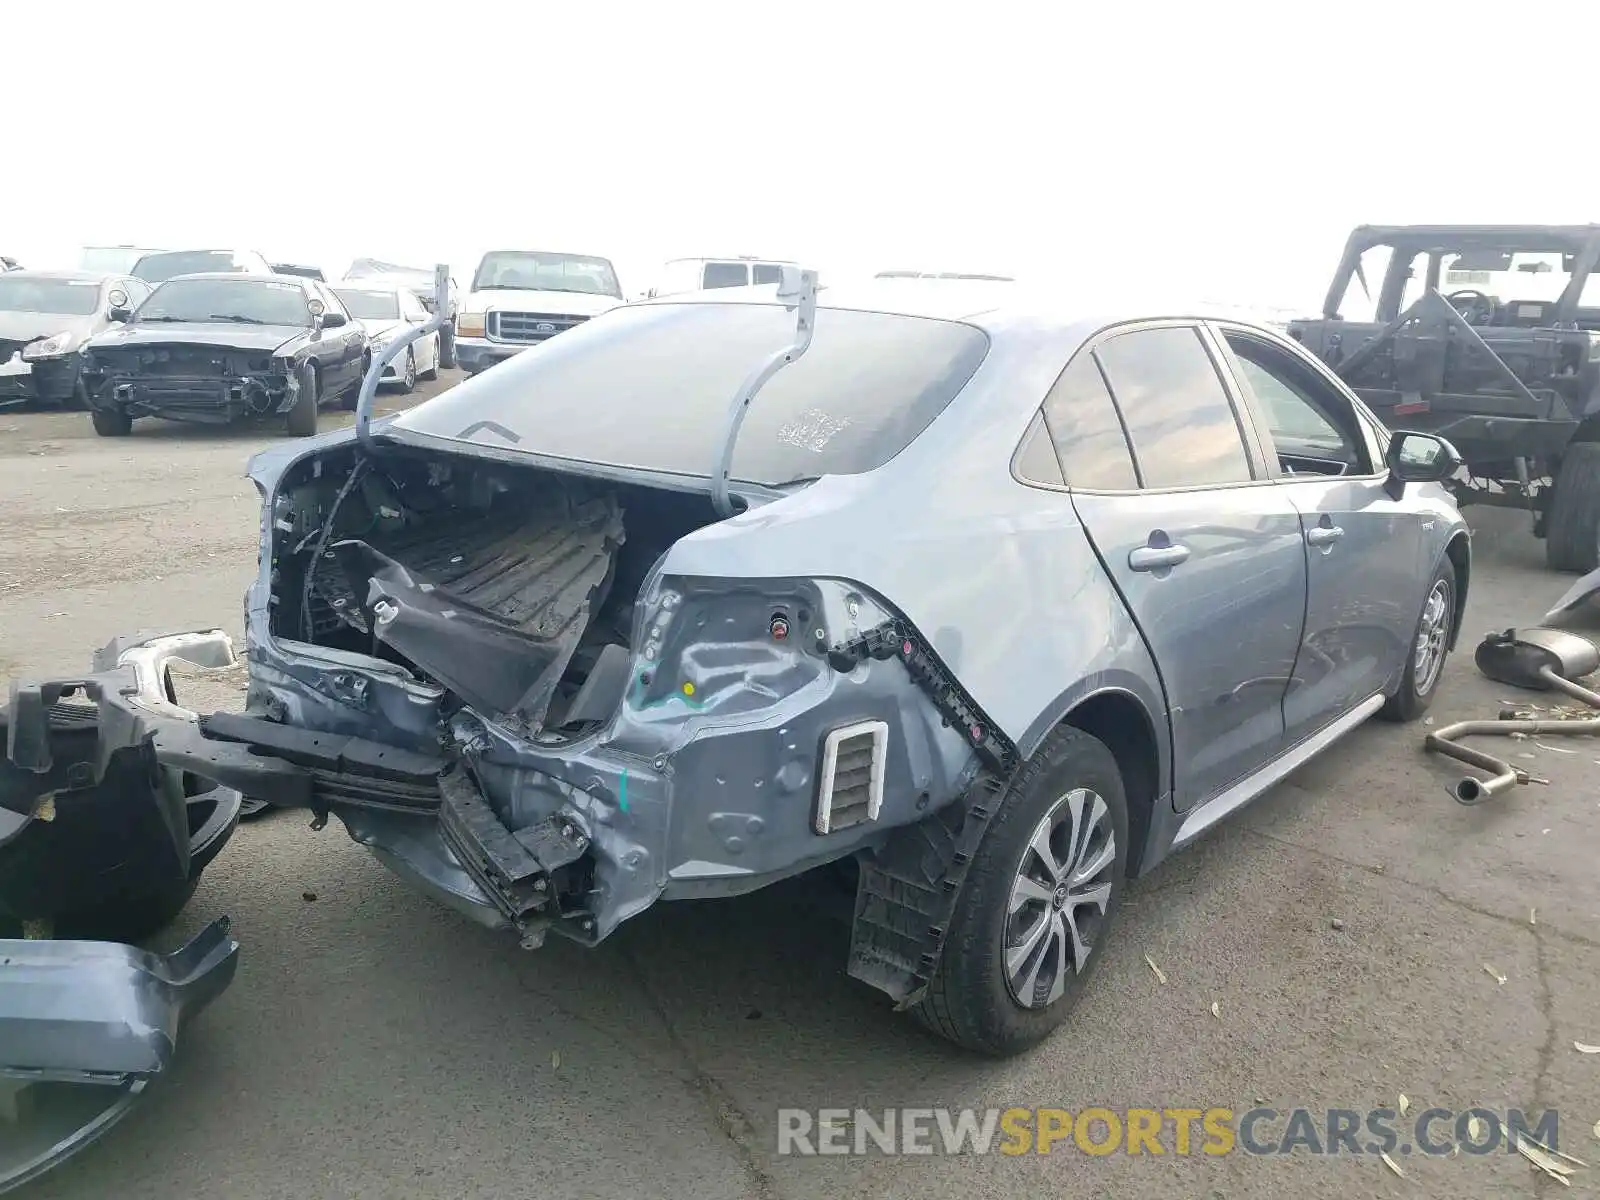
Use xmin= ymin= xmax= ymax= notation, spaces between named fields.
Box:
xmin=395 ymin=301 xmax=991 ymax=485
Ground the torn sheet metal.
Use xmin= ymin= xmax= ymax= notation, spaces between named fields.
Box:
xmin=0 ymin=918 xmax=238 ymax=1193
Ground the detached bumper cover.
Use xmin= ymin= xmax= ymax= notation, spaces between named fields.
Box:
xmin=0 ymin=917 xmax=239 ymax=1194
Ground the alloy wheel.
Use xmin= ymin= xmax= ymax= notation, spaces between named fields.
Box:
xmin=1413 ymin=578 xmax=1453 ymax=695
xmin=1003 ymin=787 xmax=1117 ymax=1009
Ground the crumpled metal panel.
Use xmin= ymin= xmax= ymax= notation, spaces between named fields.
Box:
xmin=0 ymin=917 xmax=238 ymax=1194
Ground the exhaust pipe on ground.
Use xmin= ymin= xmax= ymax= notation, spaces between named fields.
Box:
xmin=1426 ymin=626 xmax=1600 ymax=805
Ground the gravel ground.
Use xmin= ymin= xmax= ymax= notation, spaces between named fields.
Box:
xmin=2 ymin=378 xmax=1598 ymax=1199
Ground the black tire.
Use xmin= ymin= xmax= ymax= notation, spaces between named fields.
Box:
xmin=420 ymin=337 xmax=440 ymax=381
xmin=286 ymin=361 xmax=319 ymax=436
xmin=91 ymin=406 xmax=132 ymax=437
xmin=438 ymin=322 xmax=457 ymax=369
xmin=910 ymin=726 xmax=1129 ymax=1056
xmin=396 ymin=346 xmax=417 ymax=394
xmin=1545 ymin=442 xmax=1600 ymax=573
xmin=1379 ymin=556 xmax=1457 ymax=723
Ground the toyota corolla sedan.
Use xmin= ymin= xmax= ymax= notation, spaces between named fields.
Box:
xmin=22 ymin=280 xmax=1469 ymax=1056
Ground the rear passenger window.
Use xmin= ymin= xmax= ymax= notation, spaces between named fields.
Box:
xmin=1094 ymin=327 xmax=1254 ymax=488
xmin=1041 ymin=354 xmax=1138 ymax=490
xmin=701 ymin=262 xmax=749 ymax=289
xmin=1014 ymin=411 xmax=1066 ymax=487
xmin=751 ymin=263 xmax=784 ymax=285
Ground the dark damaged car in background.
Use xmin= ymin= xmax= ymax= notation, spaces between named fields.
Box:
xmin=79 ymin=272 xmax=369 ymax=437
xmin=24 ymin=276 xmax=1472 ymax=1057
xmin=0 ymin=270 xmax=150 ymax=410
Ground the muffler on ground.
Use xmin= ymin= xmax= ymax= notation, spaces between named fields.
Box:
xmin=1425 ymin=567 xmax=1600 ymax=804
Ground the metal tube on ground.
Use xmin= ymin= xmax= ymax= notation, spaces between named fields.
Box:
xmin=1425 ymin=665 xmax=1600 ymax=804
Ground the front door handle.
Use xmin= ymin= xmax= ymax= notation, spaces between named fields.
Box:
xmin=1306 ymin=525 xmax=1345 ymax=547
xmin=1128 ymin=544 xmax=1191 ymax=572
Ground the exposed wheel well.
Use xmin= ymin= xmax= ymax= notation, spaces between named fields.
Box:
xmin=1444 ymin=533 xmax=1470 ymax=650
xmin=1061 ymin=691 xmax=1159 ymax=876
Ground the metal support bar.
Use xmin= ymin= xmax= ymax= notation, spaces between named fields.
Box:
xmin=356 ymin=264 xmax=450 ymax=457
xmin=709 ymin=267 xmax=819 ymax=518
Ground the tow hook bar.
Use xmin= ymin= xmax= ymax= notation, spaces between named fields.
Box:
xmin=1426 ymin=626 xmax=1600 ymax=805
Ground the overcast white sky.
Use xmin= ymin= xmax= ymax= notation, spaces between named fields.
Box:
xmin=10 ymin=1 xmax=1599 ymax=308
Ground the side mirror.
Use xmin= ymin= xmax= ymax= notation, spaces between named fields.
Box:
xmin=320 ymin=311 xmax=347 ymax=329
xmin=1385 ymin=430 xmax=1462 ymax=497
xmin=107 ymin=307 xmax=131 ymax=323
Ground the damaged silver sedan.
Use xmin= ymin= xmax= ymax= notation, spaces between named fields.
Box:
xmin=54 ymin=276 xmax=1472 ymax=1055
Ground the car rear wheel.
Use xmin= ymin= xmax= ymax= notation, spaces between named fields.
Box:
xmin=397 ymin=347 xmax=417 ymax=394
xmin=1379 ymin=557 xmax=1456 ymax=723
xmin=911 ymin=726 xmax=1129 ymax=1056
xmin=438 ymin=323 xmax=457 ymax=369
xmin=1545 ymin=442 xmax=1600 ymax=573
xmin=420 ymin=336 xmax=439 ymax=381
xmin=286 ymin=362 xmax=319 ymax=436
xmin=90 ymin=407 xmax=131 ymax=437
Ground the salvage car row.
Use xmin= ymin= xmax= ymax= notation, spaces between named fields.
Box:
xmin=0 ymin=244 xmax=631 ymax=437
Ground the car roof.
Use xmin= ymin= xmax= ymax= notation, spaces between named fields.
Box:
xmin=3 ymin=269 xmax=114 ymax=284
xmin=156 ymin=271 xmax=305 ymax=284
xmin=330 ymin=278 xmax=404 ymax=291
xmin=1349 ymin=224 xmax=1600 ymax=246
xmin=479 ymin=249 xmax=615 ymax=263
xmin=666 ymin=256 xmax=793 ymax=264
xmin=635 ymin=279 xmax=1289 ymax=341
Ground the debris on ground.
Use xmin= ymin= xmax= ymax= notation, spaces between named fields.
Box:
xmin=1330 ymin=918 xmax=1345 ymax=931
xmin=1575 ymin=1042 xmax=1600 ymax=1055
xmin=1380 ymin=1150 xmax=1405 ymax=1178
xmin=1143 ymin=954 xmax=1167 ymax=985
xmin=1513 ymin=1130 xmax=1587 ymax=1185
xmin=1483 ymin=963 xmax=1508 ymax=985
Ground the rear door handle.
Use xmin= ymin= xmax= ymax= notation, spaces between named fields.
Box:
xmin=1306 ymin=525 xmax=1344 ymax=547
xmin=1128 ymin=544 xmax=1191 ymax=572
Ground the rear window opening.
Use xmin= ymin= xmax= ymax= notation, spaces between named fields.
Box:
xmin=268 ymin=446 xmax=749 ymax=744
xmin=394 ymin=301 xmax=991 ymax=487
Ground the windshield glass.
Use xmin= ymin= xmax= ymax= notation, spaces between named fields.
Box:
xmin=471 ymin=251 xmax=621 ymax=297
xmin=1376 ymin=242 xmax=1600 ymax=313
xmin=133 ymin=250 xmax=250 ymax=283
xmin=334 ymin=289 xmax=400 ymax=320
xmin=0 ymin=276 xmax=103 ymax=316
xmin=134 ymin=278 xmax=313 ymax=326
xmin=395 ymin=301 xmax=989 ymax=485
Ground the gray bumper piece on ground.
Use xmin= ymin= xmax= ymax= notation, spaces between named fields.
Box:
xmin=0 ymin=917 xmax=238 ymax=1194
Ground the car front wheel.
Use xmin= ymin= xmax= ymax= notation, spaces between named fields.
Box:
xmin=1379 ymin=556 xmax=1457 ymax=722
xmin=912 ymin=726 xmax=1129 ymax=1056
xmin=286 ymin=362 xmax=319 ymax=436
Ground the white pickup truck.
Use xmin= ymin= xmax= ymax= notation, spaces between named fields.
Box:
xmin=453 ymin=249 xmax=624 ymax=376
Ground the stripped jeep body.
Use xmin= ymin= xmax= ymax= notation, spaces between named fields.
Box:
xmin=1288 ymin=224 xmax=1600 ymax=570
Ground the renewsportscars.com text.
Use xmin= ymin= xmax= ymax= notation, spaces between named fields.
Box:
xmin=776 ymin=1106 xmax=1563 ymax=1157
